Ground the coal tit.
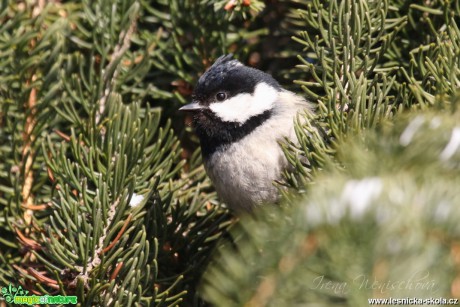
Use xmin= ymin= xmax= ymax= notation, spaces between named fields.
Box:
xmin=180 ymin=55 xmax=313 ymax=212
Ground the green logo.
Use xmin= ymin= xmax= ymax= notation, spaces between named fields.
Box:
xmin=1 ymin=284 xmax=77 ymax=305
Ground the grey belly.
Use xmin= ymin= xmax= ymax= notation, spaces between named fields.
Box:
xmin=205 ymin=147 xmax=285 ymax=211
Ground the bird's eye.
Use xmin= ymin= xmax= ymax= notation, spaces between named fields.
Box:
xmin=216 ymin=92 xmax=227 ymax=101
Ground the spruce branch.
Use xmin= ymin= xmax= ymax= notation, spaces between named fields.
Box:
xmin=403 ymin=18 xmax=460 ymax=107
xmin=36 ymin=96 xmax=186 ymax=305
xmin=294 ymin=0 xmax=407 ymax=129
xmin=78 ymin=196 xmax=121 ymax=287
xmin=282 ymin=0 xmax=407 ymax=193
xmin=21 ymin=81 xmax=37 ymax=231
xmin=0 ymin=0 xmax=72 ymax=286
xmin=97 ymin=10 xmax=138 ymax=123
xmin=202 ymin=107 xmax=460 ymax=306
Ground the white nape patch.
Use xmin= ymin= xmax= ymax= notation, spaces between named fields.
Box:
xmin=129 ymin=193 xmax=144 ymax=208
xmin=209 ymin=82 xmax=278 ymax=123
xmin=228 ymin=60 xmax=243 ymax=68
xmin=439 ymin=127 xmax=460 ymax=161
xmin=399 ymin=115 xmax=425 ymax=146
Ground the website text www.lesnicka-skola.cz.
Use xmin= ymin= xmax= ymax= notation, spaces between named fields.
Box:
xmin=368 ymin=297 xmax=459 ymax=305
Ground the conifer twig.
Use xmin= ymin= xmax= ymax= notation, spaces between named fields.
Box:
xmin=77 ymin=197 xmax=120 ymax=287
xmin=97 ymin=19 xmax=137 ymax=122
xmin=22 ymin=81 xmax=37 ymax=230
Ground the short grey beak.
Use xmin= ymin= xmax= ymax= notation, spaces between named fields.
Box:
xmin=179 ymin=102 xmax=203 ymax=111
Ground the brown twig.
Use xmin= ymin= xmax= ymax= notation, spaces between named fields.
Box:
xmin=54 ymin=129 xmax=71 ymax=141
xmin=21 ymin=203 xmax=49 ymax=211
xmin=224 ymin=0 xmax=237 ymax=11
xmin=15 ymin=227 xmax=40 ymax=250
xmin=101 ymin=213 xmax=132 ymax=254
xmin=110 ymin=262 xmax=123 ymax=281
xmin=47 ymin=166 xmax=55 ymax=182
xmin=27 ymin=267 xmax=58 ymax=285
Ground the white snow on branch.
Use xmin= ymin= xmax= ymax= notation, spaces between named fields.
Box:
xmin=341 ymin=177 xmax=383 ymax=219
xmin=399 ymin=115 xmax=425 ymax=146
xmin=129 ymin=193 xmax=144 ymax=208
xmin=439 ymin=127 xmax=460 ymax=161
xmin=305 ymin=177 xmax=383 ymax=225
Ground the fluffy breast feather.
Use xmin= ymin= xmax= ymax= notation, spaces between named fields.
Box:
xmin=204 ymin=91 xmax=312 ymax=211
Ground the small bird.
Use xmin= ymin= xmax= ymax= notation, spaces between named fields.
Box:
xmin=180 ymin=55 xmax=313 ymax=212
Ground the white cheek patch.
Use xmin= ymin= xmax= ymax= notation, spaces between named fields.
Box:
xmin=209 ymin=83 xmax=278 ymax=123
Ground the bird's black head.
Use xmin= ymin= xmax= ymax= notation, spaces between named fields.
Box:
xmin=180 ymin=54 xmax=282 ymax=157
xmin=192 ymin=54 xmax=280 ymax=105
